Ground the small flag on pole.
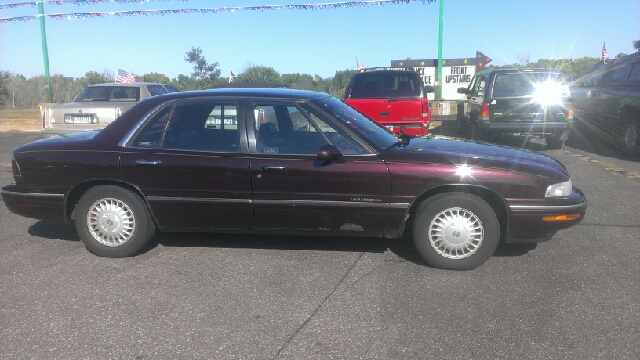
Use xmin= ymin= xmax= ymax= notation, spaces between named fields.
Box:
xmin=356 ymin=57 xmax=365 ymax=72
xmin=601 ymin=42 xmax=608 ymax=61
xmin=116 ymin=69 xmax=135 ymax=83
xmin=229 ymin=71 xmax=235 ymax=83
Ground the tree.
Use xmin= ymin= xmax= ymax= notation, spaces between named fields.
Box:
xmin=184 ymin=47 xmax=221 ymax=89
xmin=237 ymin=65 xmax=281 ymax=83
xmin=633 ymin=40 xmax=640 ymax=51
xmin=170 ymin=74 xmax=198 ymax=91
xmin=78 ymin=71 xmax=111 ymax=88
xmin=0 ymin=71 xmax=10 ymax=109
xmin=142 ymin=72 xmax=171 ymax=84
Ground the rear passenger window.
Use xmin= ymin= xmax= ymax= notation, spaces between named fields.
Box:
xmin=133 ymin=101 xmax=240 ymax=152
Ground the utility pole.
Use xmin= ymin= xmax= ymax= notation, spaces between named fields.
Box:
xmin=436 ymin=0 xmax=443 ymax=100
xmin=37 ymin=0 xmax=53 ymax=102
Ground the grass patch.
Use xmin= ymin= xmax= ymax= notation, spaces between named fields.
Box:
xmin=0 ymin=109 xmax=40 ymax=121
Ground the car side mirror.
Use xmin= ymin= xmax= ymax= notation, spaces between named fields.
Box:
xmin=424 ymin=85 xmax=435 ymax=93
xmin=457 ymin=87 xmax=469 ymax=94
xmin=317 ymin=145 xmax=346 ymax=164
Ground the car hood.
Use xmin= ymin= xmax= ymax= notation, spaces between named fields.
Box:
xmin=381 ymin=135 xmax=567 ymax=177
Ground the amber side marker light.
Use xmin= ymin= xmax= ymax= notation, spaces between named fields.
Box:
xmin=542 ymin=214 xmax=581 ymax=222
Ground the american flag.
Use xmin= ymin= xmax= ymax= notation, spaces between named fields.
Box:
xmin=229 ymin=71 xmax=235 ymax=83
xmin=601 ymin=42 xmax=608 ymax=61
xmin=116 ymin=69 xmax=135 ymax=83
xmin=356 ymin=57 xmax=365 ymax=72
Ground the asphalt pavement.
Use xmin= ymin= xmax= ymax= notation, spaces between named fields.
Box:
xmin=1 ymin=129 xmax=638 ymax=359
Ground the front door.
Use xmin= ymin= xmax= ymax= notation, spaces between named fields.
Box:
xmin=246 ymin=100 xmax=392 ymax=236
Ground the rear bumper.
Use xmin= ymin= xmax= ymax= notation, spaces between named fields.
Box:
xmin=505 ymin=187 xmax=587 ymax=243
xmin=477 ymin=119 xmax=572 ymax=136
xmin=1 ymin=185 xmax=67 ymax=223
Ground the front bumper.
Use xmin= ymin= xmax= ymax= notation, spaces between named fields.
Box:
xmin=505 ymin=187 xmax=587 ymax=243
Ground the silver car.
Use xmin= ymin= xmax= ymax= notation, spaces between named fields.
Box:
xmin=41 ymin=82 xmax=178 ymax=136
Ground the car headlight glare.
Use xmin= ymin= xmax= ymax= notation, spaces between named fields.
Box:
xmin=545 ymin=180 xmax=572 ymax=197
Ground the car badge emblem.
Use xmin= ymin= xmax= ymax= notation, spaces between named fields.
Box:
xmin=79 ymin=109 xmax=83 ymax=114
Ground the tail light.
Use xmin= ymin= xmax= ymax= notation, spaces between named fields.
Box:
xmin=567 ymin=102 xmax=574 ymax=120
xmin=258 ymin=109 xmax=265 ymax=125
xmin=421 ymin=98 xmax=431 ymax=124
xmin=41 ymin=109 xmax=46 ymax=130
xmin=11 ymin=159 xmax=21 ymax=178
xmin=481 ymin=103 xmax=490 ymax=121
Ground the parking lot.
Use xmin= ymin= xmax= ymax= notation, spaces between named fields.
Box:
xmin=1 ymin=127 xmax=638 ymax=359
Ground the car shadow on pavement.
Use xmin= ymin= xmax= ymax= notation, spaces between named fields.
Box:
xmin=27 ymin=221 xmax=539 ymax=264
xmin=28 ymin=221 xmax=80 ymax=242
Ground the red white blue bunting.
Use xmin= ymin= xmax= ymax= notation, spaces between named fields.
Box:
xmin=1 ymin=0 xmax=433 ymax=22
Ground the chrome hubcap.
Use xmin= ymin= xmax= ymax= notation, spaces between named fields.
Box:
xmin=86 ymin=198 xmax=135 ymax=247
xmin=429 ymin=207 xmax=483 ymax=259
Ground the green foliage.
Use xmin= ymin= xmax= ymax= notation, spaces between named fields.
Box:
xmin=485 ymin=56 xmax=600 ymax=81
xmin=237 ymin=66 xmax=282 ymax=83
xmin=184 ymin=47 xmax=221 ymax=89
xmin=633 ymin=40 xmax=640 ymax=51
xmin=142 ymin=72 xmax=171 ymax=84
xmin=78 ymin=71 xmax=111 ymax=87
xmin=0 ymin=71 xmax=10 ymax=109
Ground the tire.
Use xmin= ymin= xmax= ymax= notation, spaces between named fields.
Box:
xmin=623 ymin=122 xmax=638 ymax=150
xmin=545 ymin=135 xmax=565 ymax=150
xmin=412 ymin=193 xmax=500 ymax=270
xmin=75 ymin=185 xmax=156 ymax=257
xmin=456 ymin=109 xmax=465 ymax=135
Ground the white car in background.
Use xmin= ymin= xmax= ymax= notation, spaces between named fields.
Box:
xmin=41 ymin=82 xmax=178 ymax=136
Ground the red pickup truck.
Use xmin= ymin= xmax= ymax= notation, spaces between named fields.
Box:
xmin=344 ymin=69 xmax=435 ymax=136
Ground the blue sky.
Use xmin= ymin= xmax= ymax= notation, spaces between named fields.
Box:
xmin=1 ymin=0 xmax=638 ymax=80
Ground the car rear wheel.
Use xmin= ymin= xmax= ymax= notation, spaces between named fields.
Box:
xmin=412 ymin=193 xmax=500 ymax=270
xmin=75 ymin=185 xmax=156 ymax=257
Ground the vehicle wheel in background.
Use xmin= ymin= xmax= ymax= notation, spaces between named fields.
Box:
xmin=75 ymin=185 xmax=156 ymax=257
xmin=412 ymin=193 xmax=500 ymax=270
xmin=545 ymin=135 xmax=565 ymax=150
xmin=623 ymin=122 xmax=638 ymax=150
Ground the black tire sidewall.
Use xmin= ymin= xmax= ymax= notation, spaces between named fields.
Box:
xmin=412 ymin=193 xmax=500 ymax=270
xmin=75 ymin=185 xmax=155 ymax=258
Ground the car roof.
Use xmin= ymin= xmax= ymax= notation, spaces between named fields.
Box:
xmin=148 ymin=87 xmax=331 ymax=101
xmin=213 ymin=82 xmax=288 ymax=89
xmin=478 ymin=68 xmax=565 ymax=76
xmin=353 ymin=69 xmax=421 ymax=77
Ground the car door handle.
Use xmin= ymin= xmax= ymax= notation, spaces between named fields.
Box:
xmin=135 ymin=159 xmax=162 ymax=166
xmin=261 ymin=164 xmax=287 ymax=171
xmin=380 ymin=112 xmax=390 ymax=117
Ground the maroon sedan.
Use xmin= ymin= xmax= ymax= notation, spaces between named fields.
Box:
xmin=1 ymin=88 xmax=586 ymax=270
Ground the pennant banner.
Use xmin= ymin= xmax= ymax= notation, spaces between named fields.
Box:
xmin=1 ymin=0 xmax=433 ymax=23
xmin=1 ymin=0 xmax=191 ymax=10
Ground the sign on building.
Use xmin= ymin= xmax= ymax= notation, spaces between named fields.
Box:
xmin=391 ymin=58 xmax=479 ymax=101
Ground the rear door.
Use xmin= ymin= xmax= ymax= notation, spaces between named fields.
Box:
xmin=119 ymin=98 xmax=253 ymax=231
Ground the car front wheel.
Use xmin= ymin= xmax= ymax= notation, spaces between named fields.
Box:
xmin=75 ymin=185 xmax=156 ymax=257
xmin=412 ymin=193 xmax=500 ymax=270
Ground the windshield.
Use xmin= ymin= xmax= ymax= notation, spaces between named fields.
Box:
xmin=349 ymin=72 xmax=421 ymax=99
xmin=74 ymin=86 xmax=140 ymax=102
xmin=310 ymin=96 xmax=399 ymax=150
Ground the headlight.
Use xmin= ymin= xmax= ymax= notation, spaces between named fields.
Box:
xmin=545 ymin=180 xmax=572 ymax=197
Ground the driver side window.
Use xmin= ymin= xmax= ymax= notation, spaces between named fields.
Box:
xmin=252 ymin=102 xmax=366 ymax=155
